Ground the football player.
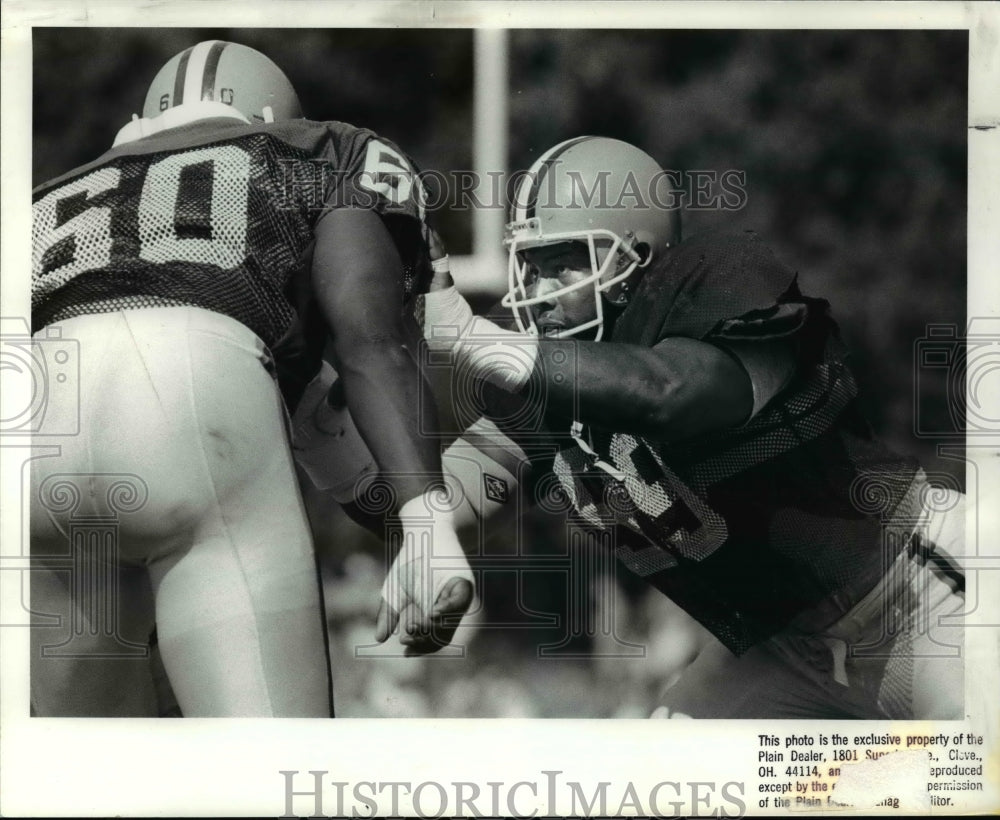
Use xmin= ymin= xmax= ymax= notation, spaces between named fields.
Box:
xmin=420 ymin=136 xmax=966 ymax=719
xmin=30 ymin=41 xmax=472 ymax=717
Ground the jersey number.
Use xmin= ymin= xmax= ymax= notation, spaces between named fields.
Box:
xmin=357 ymin=139 xmax=425 ymax=218
xmin=33 ymin=145 xmax=251 ymax=282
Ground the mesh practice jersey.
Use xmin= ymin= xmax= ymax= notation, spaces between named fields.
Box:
xmin=32 ymin=117 xmax=429 ymax=354
xmin=549 ymin=231 xmax=924 ymax=655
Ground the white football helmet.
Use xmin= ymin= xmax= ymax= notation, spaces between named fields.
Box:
xmin=503 ymin=137 xmax=681 ymax=339
xmin=115 ymin=41 xmax=302 ymax=146
xmin=143 ymin=40 xmax=302 ymax=122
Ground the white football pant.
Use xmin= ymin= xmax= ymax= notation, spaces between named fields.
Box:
xmin=30 ymin=307 xmax=332 ymax=717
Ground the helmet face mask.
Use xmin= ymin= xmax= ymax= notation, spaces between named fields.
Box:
xmin=502 ymin=225 xmax=643 ymax=340
xmin=503 ymin=136 xmax=680 ymax=341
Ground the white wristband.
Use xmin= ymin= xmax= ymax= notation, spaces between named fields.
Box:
xmin=381 ymin=491 xmax=473 ymax=614
xmin=424 ymin=287 xmax=538 ymax=393
xmin=462 ymin=316 xmax=538 ymax=393
xmin=423 ymin=285 xmax=474 ymax=350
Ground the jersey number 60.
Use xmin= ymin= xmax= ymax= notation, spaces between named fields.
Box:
xmin=32 ymin=145 xmax=251 ymax=284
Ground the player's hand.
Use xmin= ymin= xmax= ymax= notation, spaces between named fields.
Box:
xmin=423 ymin=224 xmax=454 ymax=292
xmin=374 ymin=493 xmax=475 ymax=655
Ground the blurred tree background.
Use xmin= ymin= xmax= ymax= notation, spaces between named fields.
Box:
xmin=32 ymin=28 xmax=967 ymax=717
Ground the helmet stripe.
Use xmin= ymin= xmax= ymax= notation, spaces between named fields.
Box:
xmin=524 ymin=135 xmax=595 ymax=220
xmin=512 ymin=175 xmax=532 ymax=223
xmin=200 ymin=41 xmax=228 ymax=101
xmin=181 ymin=41 xmax=221 ymax=108
xmin=172 ymin=46 xmax=193 ymax=106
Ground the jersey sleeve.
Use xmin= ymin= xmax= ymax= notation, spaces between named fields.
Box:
xmin=308 ymin=123 xmax=424 ymax=220
xmin=614 ymin=230 xmax=837 ymax=372
xmin=315 ymin=123 xmax=431 ymax=296
xmin=717 ymin=337 xmax=798 ymax=419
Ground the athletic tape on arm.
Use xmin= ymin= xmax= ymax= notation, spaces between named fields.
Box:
xmin=423 ymin=286 xmax=538 ymax=393
xmin=379 ymin=492 xmax=474 ymax=615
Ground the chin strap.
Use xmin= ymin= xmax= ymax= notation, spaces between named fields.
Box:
xmin=113 ymin=102 xmax=251 ymax=147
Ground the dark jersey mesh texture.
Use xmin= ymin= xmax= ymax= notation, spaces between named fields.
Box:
xmin=32 ymin=118 xmax=428 ymax=355
xmin=549 ymin=231 xmax=921 ymax=655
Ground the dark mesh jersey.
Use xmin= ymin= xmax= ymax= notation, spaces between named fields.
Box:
xmin=32 ymin=117 xmax=429 ymax=362
xmin=549 ymin=231 xmax=922 ymax=655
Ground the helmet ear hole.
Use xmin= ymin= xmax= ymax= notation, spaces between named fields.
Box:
xmin=634 ymin=242 xmax=652 ymax=267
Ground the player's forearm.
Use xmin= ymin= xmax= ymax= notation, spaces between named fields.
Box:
xmin=530 ymin=337 xmax=746 ymax=439
xmin=335 ymin=337 xmax=443 ymax=507
xmin=424 ymin=286 xmax=751 ymax=441
xmin=530 ymin=338 xmax=683 ymax=436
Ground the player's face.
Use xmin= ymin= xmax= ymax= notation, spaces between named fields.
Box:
xmin=520 ymin=242 xmax=602 ymax=336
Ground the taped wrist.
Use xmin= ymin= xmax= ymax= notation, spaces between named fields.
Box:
xmin=424 ymin=286 xmax=538 ymax=393
xmin=428 ymin=255 xmax=454 ymax=290
xmin=381 ymin=490 xmax=474 ymax=614
xmin=423 ymin=285 xmax=474 ymax=351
